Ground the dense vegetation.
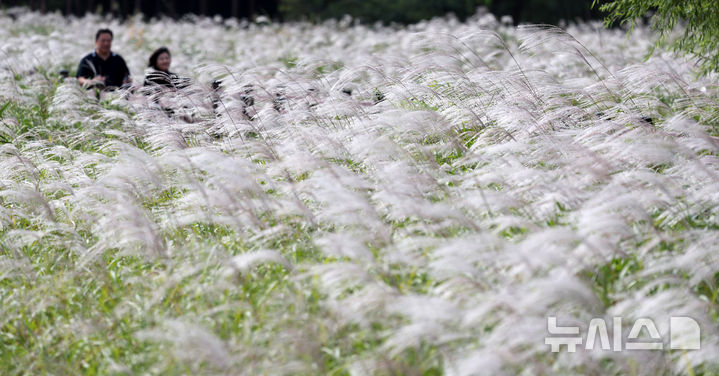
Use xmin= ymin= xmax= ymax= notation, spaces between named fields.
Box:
xmin=600 ymin=0 xmax=719 ymax=74
xmin=3 ymin=0 xmax=605 ymax=25
xmin=1 ymin=7 xmax=719 ymax=376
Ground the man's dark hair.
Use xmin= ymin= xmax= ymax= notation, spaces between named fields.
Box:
xmin=148 ymin=47 xmax=171 ymax=70
xmin=95 ymin=28 xmax=113 ymax=41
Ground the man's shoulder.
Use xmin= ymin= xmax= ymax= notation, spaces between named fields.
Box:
xmin=80 ymin=52 xmax=95 ymax=61
xmin=110 ymin=52 xmax=127 ymax=62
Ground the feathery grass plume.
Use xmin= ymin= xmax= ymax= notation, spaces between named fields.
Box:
xmin=136 ymin=319 xmax=232 ymax=372
xmin=2 ymin=8 xmax=719 ymax=375
xmin=226 ymin=249 xmax=291 ymax=275
xmin=314 ymin=231 xmax=374 ymax=262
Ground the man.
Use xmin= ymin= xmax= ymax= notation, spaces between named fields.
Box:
xmin=76 ymin=29 xmax=131 ymax=89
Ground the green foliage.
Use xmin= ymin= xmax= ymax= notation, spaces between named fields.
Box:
xmin=598 ymin=0 xmax=719 ymax=74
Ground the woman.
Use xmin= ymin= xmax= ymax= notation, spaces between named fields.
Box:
xmin=143 ymin=47 xmax=190 ymax=117
xmin=144 ymin=47 xmax=188 ymax=89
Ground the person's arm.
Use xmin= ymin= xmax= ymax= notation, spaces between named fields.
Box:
xmin=77 ymin=76 xmax=106 ymax=86
xmin=76 ymin=57 xmax=105 ymax=86
xmin=145 ymin=70 xmax=174 ymax=88
xmin=173 ymin=73 xmax=191 ymax=89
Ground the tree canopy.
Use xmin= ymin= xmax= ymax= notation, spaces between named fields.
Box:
xmin=598 ymin=0 xmax=719 ymax=74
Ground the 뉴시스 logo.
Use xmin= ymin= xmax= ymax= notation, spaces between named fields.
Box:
xmin=545 ymin=316 xmax=701 ymax=352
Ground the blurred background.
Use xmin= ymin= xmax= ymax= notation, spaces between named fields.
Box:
xmin=1 ymin=0 xmax=608 ymax=25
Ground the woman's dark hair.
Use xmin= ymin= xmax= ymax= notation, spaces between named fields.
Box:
xmin=148 ymin=47 xmax=171 ymax=70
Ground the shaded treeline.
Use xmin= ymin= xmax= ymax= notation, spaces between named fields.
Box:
xmin=2 ymin=0 xmax=279 ymax=20
xmin=2 ymin=0 xmax=606 ymax=25
xmin=280 ymin=0 xmax=608 ymax=25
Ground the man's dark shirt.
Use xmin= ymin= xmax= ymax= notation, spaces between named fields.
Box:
xmin=76 ymin=51 xmax=130 ymax=88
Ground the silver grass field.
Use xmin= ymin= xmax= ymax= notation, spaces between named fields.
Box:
xmin=1 ymin=7 xmax=719 ymax=376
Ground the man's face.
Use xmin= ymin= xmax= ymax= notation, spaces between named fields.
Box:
xmin=95 ymin=32 xmax=112 ymax=55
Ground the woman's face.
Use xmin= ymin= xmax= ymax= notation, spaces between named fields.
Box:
xmin=157 ymin=52 xmax=171 ymax=72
